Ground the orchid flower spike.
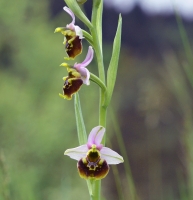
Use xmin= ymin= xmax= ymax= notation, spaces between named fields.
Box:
xmin=54 ymin=6 xmax=83 ymax=59
xmin=64 ymin=126 xmax=124 ymax=180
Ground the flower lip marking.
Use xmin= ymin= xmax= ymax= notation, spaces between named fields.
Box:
xmin=86 ymin=145 xmax=101 ymax=170
xmin=60 ymin=69 xmax=83 ymax=100
xmin=78 ymin=157 xmax=109 ymax=180
xmin=64 ymin=126 xmax=124 ymax=179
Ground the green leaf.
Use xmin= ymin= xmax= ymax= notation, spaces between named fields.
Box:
xmin=90 ymin=0 xmax=105 ymax=83
xmin=95 ymin=0 xmax=103 ymax=51
xmin=74 ymin=93 xmax=94 ymax=197
xmin=105 ymin=14 xmax=122 ymax=107
xmin=74 ymin=93 xmax=87 ymax=145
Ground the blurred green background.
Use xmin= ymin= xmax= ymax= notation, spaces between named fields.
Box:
xmin=1 ymin=0 xmax=193 ymax=200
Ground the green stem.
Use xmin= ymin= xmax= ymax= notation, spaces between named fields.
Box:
xmin=175 ymin=12 xmax=193 ymax=66
xmin=94 ymin=0 xmax=103 ymax=51
xmin=90 ymin=73 xmax=107 ymax=92
xmin=90 ymin=1 xmax=106 ymax=199
xmin=0 ymin=150 xmax=11 ymax=200
xmin=90 ymin=0 xmax=105 ymax=83
xmin=90 ymin=0 xmax=106 ymax=132
xmin=82 ymin=30 xmax=93 ymax=46
xmin=81 ymin=0 xmax=109 ymax=198
xmin=99 ymin=92 xmax=107 ymax=127
xmin=92 ymin=90 xmax=107 ymax=200
xmin=92 ymin=180 xmax=101 ymax=200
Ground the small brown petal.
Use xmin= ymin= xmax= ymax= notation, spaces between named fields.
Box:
xmin=77 ymin=157 xmax=110 ymax=180
xmin=63 ymin=77 xmax=83 ymax=100
xmin=65 ymin=35 xmax=82 ymax=58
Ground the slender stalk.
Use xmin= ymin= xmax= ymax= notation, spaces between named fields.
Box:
xmin=92 ymin=91 xmax=107 ymax=200
xmin=0 ymin=150 xmax=11 ymax=200
xmin=90 ymin=0 xmax=105 ymax=83
xmin=92 ymin=180 xmax=101 ymax=200
xmin=94 ymin=0 xmax=103 ymax=52
xmin=90 ymin=0 xmax=106 ymax=133
xmin=175 ymin=12 xmax=193 ymax=67
xmin=82 ymin=30 xmax=93 ymax=46
xmin=90 ymin=1 xmax=107 ymax=199
xmin=99 ymin=92 xmax=107 ymax=143
xmin=111 ymin=165 xmax=125 ymax=200
xmin=90 ymin=73 xmax=107 ymax=92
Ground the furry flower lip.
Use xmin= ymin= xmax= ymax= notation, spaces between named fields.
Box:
xmin=60 ymin=68 xmax=83 ymax=100
xmin=55 ymin=6 xmax=83 ymax=59
xmin=59 ymin=46 xmax=94 ymax=100
xmin=64 ymin=126 xmax=124 ymax=180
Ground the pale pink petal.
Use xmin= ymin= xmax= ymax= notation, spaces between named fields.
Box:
xmin=80 ymin=46 xmax=94 ymax=68
xmin=87 ymin=126 xmax=105 ymax=150
xmin=74 ymin=66 xmax=90 ymax=85
xmin=66 ymin=23 xmax=75 ymax=31
xmin=81 ymin=68 xmax=90 ymax=85
xmin=63 ymin=6 xmax=75 ymax=30
xmin=64 ymin=144 xmax=88 ymax=161
xmin=100 ymin=147 xmax=124 ymax=164
xmin=74 ymin=26 xmax=84 ymax=39
xmin=74 ymin=64 xmax=86 ymax=76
